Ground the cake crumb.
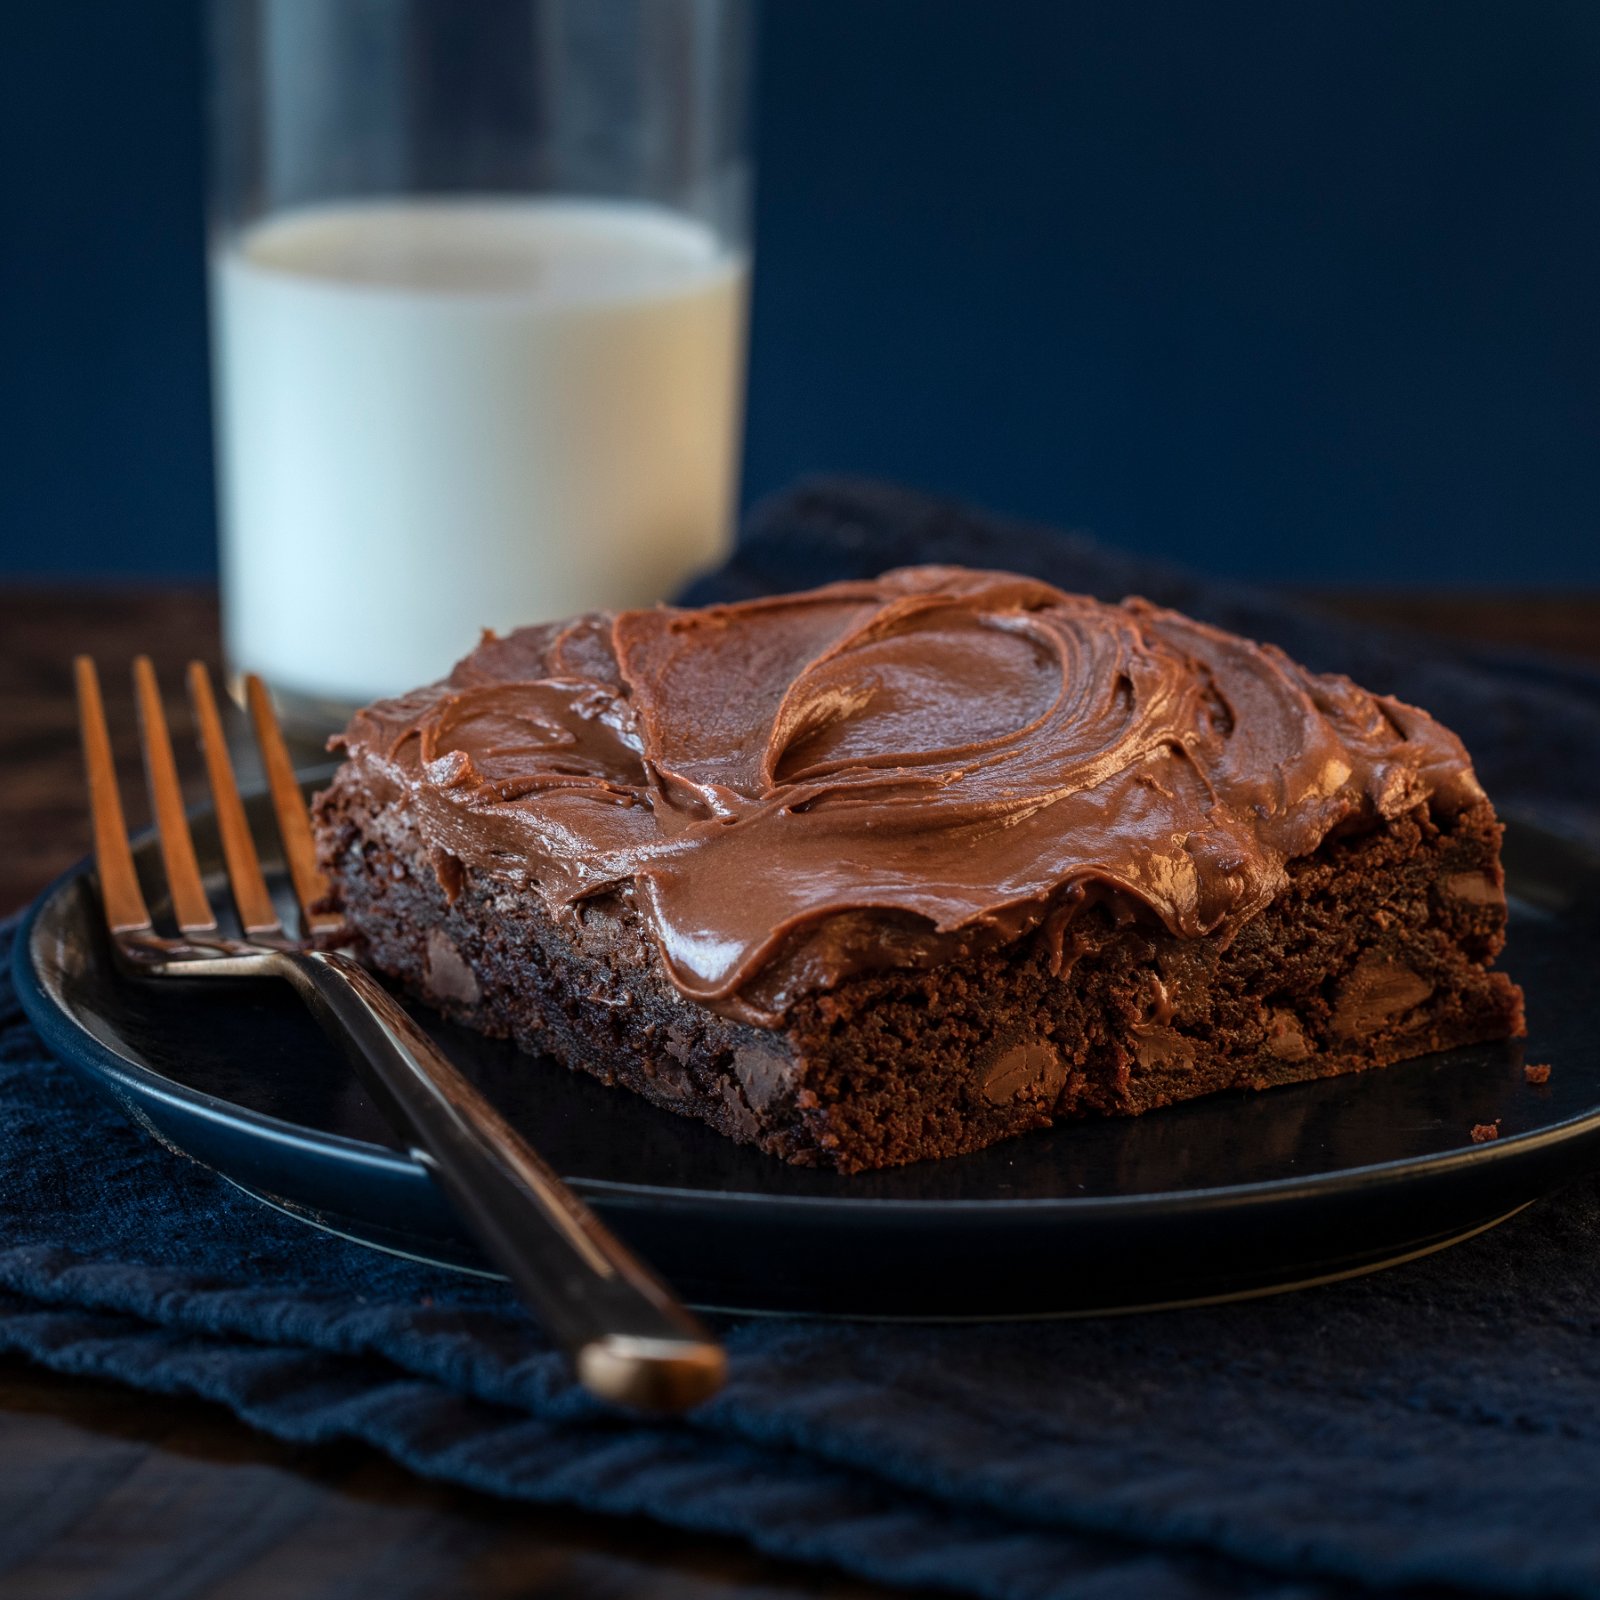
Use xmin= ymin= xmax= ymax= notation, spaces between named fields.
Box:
xmin=1470 ymin=1121 xmax=1501 ymax=1143
xmin=1524 ymin=1063 xmax=1552 ymax=1086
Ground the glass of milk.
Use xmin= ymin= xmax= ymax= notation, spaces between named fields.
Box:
xmin=208 ymin=0 xmax=752 ymax=728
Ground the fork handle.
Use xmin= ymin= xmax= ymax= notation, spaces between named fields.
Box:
xmin=278 ymin=949 xmax=725 ymax=1413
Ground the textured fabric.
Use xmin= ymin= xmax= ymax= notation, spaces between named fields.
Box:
xmin=6 ymin=479 xmax=1600 ymax=1599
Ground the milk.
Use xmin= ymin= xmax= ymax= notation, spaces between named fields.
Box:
xmin=211 ymin=198 xmax=749 ymax=707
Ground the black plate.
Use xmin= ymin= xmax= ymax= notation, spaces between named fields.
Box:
xmin=13 ymin=791 xmax=1600 ymax=1318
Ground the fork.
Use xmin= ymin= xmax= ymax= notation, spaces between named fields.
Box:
xmin=75 ymin=654 xmax=726 ymax=1413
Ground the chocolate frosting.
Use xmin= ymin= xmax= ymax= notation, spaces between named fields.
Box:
xmin=334 ymin=567 xmax=1484 ymax=1025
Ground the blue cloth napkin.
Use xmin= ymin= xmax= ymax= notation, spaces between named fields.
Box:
xmin=7 ymin=479 xmax=1600 ymax=1600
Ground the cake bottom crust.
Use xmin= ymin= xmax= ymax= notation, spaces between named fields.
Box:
xmin=313 ymin=778 xmax=1526 ymax=1173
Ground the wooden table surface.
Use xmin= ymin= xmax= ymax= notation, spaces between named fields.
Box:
xmin=2 ymin=583 xmax=1597 ymax=1600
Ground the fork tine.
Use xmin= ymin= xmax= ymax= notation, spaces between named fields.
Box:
xmin=75 ymin=657 xmax=152 ymax=934
xmin=186 ymin=661 xmax=283 ymax=936
xmin=132 ymin=657 xmax=216 ymax=934
xmin=245 ymin=673 xmax=341 ymax=936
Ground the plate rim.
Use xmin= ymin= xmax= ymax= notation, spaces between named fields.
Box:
xmin=14 ymin=816 xmax=1600 ymax=1221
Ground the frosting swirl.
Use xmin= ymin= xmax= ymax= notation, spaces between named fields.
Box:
xmin=334 ymin=566 xmax=1484 ymax=1024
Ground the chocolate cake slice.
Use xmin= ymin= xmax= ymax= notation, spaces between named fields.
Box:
xmin=311 ymin=566 xmax=1525 ymax=1173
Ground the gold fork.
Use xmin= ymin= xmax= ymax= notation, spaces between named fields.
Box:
xmin=75 ymin=655 xmax=726 ymax=1412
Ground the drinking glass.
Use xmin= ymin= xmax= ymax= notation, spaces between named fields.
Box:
xmin=208 ymin=0 xmax=753 ymax=728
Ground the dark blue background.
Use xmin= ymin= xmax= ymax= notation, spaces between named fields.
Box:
xmin=4 ymin=2 xmax=1597 ymax=583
